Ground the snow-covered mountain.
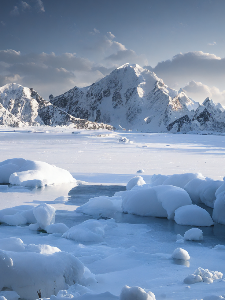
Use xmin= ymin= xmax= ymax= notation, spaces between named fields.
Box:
xmin=1 ymin=64 xmax=225 ymax=133
xmin=167 ymin=97 xmax=225 ymax=133
xmin=0 ymin=83 xmax=114 ymax=129
xmin=50 ymin=64 xmax=199 ymax=132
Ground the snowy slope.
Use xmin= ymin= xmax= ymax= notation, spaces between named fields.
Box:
xmin=0 ymin=83 xmax=113 ymax=130
xmin=50 ymin=64 xmax=198 ymax=132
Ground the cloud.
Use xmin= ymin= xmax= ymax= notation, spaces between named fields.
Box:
xmin=105 ymin=49 xmax=147 ymax=66
xmin=90 ymin=28 xmax=100 ymax=35
xmin=34 ymin=0 xmax=45 ymax=13
xmin=0 ymin=49 xmax=104 ymax=98
xmin=182 ymin=80 xmax=225 ymax=105
xmin=10 ymin=6 xmax=20 ymax=16
xmin=208 ymin=42 xmax=216 ymax=46
xmin=0 ymin=31 xmax=147 ymax=99
xmin=10 ymin=0 xmax=45 ymax=15
xmin=147 ymin=51 xmax=225 ymax=93
xmin=1 ymin=21 xmax=6 ymax=26
xmin=21 ymin=1 xmax=31 ymax=11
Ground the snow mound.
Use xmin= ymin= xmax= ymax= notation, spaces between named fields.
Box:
xmin=120 ymin=285 xmax=156 ymax=300
xmin=174 ymin=205 xmax=214 ymax=226
xmin=0 ymin=158 xmax=76 ymax=187
xmin=184 ymin=178 xmax=222 ymax=207
xmin=122 ymin=185 xmax=191 ymax=219
xmin=150 ymin=173 xmax=204 ymax=188
xmin=184 ymin=267 xmax=223 ymax=284
xmin=184 ymin=228 xmax=203 ymax=241
xmin=163 ymin=173 xmax=204 ymax=188
xmin=46 ymin=223 xmax=69 ymax=234
xmin=126 ymin=176 xmax=146 ymax=190
xmin=0 ymin=239 xmax=84 ymax=300
xmin=0 ymin=203 xmax=56 ymax=230
xmin=215 ymin=177 xmax=225 ymax=197
xmin=213 ymin=191 xmax=225 ymax=225
xmin=172 ymin=248 xmax=190 ymax=260
xmin=76 ymin=196 xmax=122 ymax=218
xmin=62 ymin=219 xmax=116 ymax=243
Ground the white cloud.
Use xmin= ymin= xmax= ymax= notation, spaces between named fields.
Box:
xmin=182 ymin=80 xmax=225 ymax=105
xmin=149 ymin=51 xmax=225 ymax=93
xmin=10 ymin=6 xmax=20 ymax=16
xmin=90 ymin=28 xmax=100 ymax=35
xmin=1 ymin=21 xmax=6 ymax=26
xmin=208 ymin=42 xmax=217 ymax=46
xmin=21 ymin=1 xmax=31 ymax=10
xmin=35 ymin=0 xmax=45 ymax=12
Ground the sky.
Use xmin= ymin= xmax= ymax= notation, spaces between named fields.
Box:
xmin=1 ymin=0 xmax=225 ymax=104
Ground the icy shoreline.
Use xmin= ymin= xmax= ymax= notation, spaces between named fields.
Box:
xmin=1 ymin=128 xmax=225 ymax=300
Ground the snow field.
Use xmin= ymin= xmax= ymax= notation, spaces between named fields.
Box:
xmin=1 ymin=130 xmax=225 ymax=300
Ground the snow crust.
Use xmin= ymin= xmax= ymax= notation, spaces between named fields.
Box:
xmin=0 ymin=158 xmax=76 ymax=187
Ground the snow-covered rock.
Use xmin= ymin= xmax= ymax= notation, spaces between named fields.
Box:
xmin=0 ymin=158 xmax=76 ymax=187
xmin=174 ymin=205 xmax=214 ymax=226
xmin=184 ymin=267 xmax=223 ymax=284
xmin=162 ymin=173 xmax=204 ymax=188
xmin=46 ymin=223 xmax=69 ymax=234
xmin=174 ymin=205 xmax=213 ymax=226
xmin=122 ymin=185 xmax=192 ymax=219
xmin=184 ymin=228 xmax=203 ymax=241
xmin=120 ymin=285 xmax=156 ymax=300
xmin=0 ymin=246 xmax=84 ymax=299
xmin=172 ymin=248 xmax=190 ymax=260
xmin=32 ymin=203 xmax=55 ymax=229
xmin=126 ymin=176 xmax=146 ymax=190
xmin=0 ymin=203 xmax=55 ymax=230
xmin=76 ymin=196 xmax=122 ymax=218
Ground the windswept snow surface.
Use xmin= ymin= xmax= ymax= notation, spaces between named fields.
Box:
xmin=1 ymin=128 xmax=225 ymax=300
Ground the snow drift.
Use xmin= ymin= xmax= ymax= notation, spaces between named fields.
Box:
xmin=122 ymin=185 xmax=192 ymax=219
xmin=0 ymin=158 xmax=76 ymax=187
